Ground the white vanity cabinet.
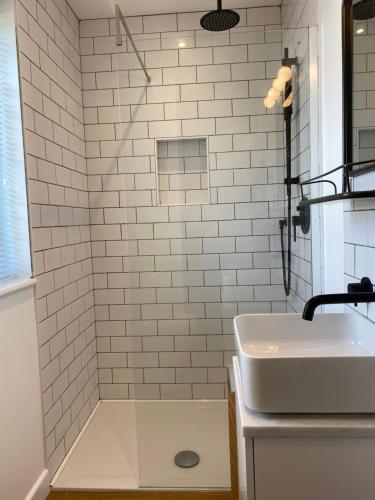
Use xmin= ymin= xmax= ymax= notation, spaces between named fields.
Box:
xmin=232 ymin=357 xmax=375 ymax=500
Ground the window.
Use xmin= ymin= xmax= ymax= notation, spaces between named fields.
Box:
xmin=0 ymin=0 xmax=31 ymax=281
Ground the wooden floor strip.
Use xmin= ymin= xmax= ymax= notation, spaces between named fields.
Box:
xmin=228 ymin=378 xmax=239 ymax=500
xmin=48 ymin=491 xmax=232 ymax=500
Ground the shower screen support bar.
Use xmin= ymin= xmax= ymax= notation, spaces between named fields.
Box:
xmin=115 ymin=4 xmax=151 ymax=82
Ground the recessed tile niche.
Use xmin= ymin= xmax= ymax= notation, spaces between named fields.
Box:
xmin=156 ymin=138 xmax=209 ymax=205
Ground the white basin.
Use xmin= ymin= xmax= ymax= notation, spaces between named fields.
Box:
xmin=234 ymin=313 xmax=375 ymax=414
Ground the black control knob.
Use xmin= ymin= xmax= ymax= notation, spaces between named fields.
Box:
xmin=347 ymin=277 xmax=373 ymax=293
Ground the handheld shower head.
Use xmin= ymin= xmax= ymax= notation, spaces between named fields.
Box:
xmin=353 ymin=0 xmax=375 ymax=20
xmin=200 ymin=0 xmax=240 ymax=32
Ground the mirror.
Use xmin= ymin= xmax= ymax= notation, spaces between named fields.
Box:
xmin=343 ymin=0 xmax=375 ymax=175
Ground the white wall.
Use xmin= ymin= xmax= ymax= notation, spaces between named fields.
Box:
xmin=319 ymin=0 xmax=345 ymax=297
xmin=317 ymin=0 xmax=375 ymax=326
xmin=281 ymin=0 xmax=318 ymax=311
xmin=0 ymin=283 xmax=49 ymax=500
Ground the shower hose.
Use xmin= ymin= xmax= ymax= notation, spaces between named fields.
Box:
xmin=280 ymin=216 xmax=291 ymax=297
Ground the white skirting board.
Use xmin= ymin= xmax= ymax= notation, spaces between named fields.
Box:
xmin=0 ymin=283 xmax=48 ymax=500
xmin=25 ymin=469 xmax=50 ymax=500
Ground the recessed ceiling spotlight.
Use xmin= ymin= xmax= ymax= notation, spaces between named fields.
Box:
xmin=356 ymin=27 xmax=365 ymax=34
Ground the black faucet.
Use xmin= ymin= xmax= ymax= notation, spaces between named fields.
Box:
xmin=302 ymin=277 xmax=375 ymax=321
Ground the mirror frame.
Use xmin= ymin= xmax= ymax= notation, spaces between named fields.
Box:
xmin=342 ymin=0 xmax=375 ymax=176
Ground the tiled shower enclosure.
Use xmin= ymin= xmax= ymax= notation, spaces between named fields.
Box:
xmin=83 ymin=7 xmax=287 ymax=401
xmin=15 ymin=0 xmax=315 ymax=477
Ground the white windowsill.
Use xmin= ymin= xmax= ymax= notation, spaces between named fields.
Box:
xmin=0 ymin=277 xmax=37 ymax=299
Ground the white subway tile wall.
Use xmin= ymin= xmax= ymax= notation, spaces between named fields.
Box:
xmin=16 ymin=0 xmax=98 ymax=476
xmin=344 ymin=191 xmax=375 ymax=318
xmin=81 ymin=7 xmax=286 ymax=400
xmin=345 ymin=11 xmax=375 ymax=325
xmin=281 ymin=0 xmax=317 ymax=312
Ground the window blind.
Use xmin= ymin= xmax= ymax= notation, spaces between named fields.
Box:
xmin=0 ymin=0 xmax=31 ymax=281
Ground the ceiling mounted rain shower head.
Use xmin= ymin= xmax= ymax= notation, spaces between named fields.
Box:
xmin=353 ymin=0 xmax=375 ymax=20
xmin=200 ymin=0 xmax=240 ymax=31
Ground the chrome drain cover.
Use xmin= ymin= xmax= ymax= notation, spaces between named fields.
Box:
xmin=174 ymin=450 xmax=200 ymax=468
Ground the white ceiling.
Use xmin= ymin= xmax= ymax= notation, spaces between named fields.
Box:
xmin=68 ymin=0 xmax=281 ymax=20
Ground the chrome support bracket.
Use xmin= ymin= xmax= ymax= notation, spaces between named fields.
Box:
xmin=115 ymin=4 xmax=151 ymax=82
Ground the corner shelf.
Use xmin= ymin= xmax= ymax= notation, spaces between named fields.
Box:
xmin=299 ymin=190 xmax=375 ymax=207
